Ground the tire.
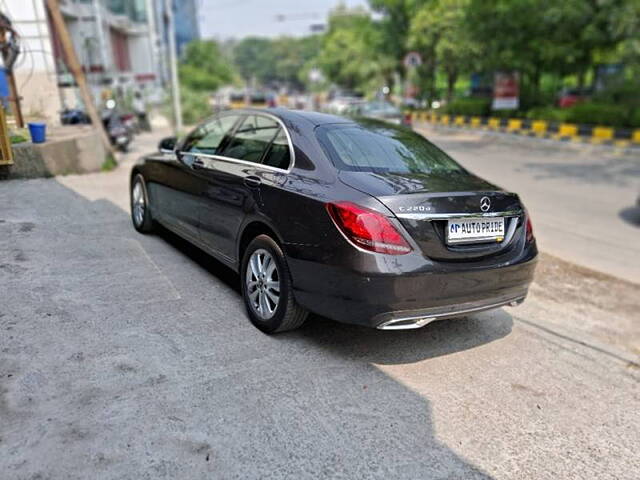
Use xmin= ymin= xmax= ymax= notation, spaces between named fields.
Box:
xmin=241 ymin=234 xmax=308 ymax=333
xmin=130 ymin=174 xmax=154 ymax=233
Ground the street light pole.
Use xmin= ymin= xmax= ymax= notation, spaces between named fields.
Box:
xmin=164 ymin=0 xmax=182 ymax=134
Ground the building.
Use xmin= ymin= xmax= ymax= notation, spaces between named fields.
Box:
xmin=152 ymin=0 xmax=200 ymax=62
xmin=3 ymin=1 xmax=62 ymax=122
xmin=173 ymin=0 xmax=199 ymax=56
xmin=4 ymin=0 xmax=167 ymax=123
xmin=53 ymin=0 xmax=159 ymax=105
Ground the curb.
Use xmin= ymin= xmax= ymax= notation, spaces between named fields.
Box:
xmin=410 ymin=111 xmax=640 ymax=149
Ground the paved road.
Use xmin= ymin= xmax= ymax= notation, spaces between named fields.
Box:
xmin=418 ymin=125 xmax=640 ymax=284
xmin=1 ymin=131 xmax=638 ymax=479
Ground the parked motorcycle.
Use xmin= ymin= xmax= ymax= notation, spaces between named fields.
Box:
xmin=101 ymin=100 xmax=133 ymax=152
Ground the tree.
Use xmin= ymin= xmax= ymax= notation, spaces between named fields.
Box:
xmin=409 ymin=0 xmax=478 ymax=102
xmin=465 ymin=0 xmax=634 ymax=104
xmin=233 ymin=37 xmax=278 ymax=85
xmin=233 ymin=36 xmax=322 ymax=90
xmin=316 ymin=5 xmax=394 ymax=93
xmin=179 ymin=40 xmax=236 ymax=92
xmin=368 ymin=0 xmax=421 ymax=86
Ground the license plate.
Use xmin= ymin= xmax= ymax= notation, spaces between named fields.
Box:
xmin=446 ymin=217 xmax=505 ymax=244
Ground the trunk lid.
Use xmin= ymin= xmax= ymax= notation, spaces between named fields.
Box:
xmin=339 ymin=170 xmax=525 ymax=261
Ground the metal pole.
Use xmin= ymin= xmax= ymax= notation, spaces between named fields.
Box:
xmin=164 ymin=0 xmax=182 ymax=133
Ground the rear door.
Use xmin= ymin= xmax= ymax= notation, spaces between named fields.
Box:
xmin=196 ymin=114 xmax=282 ymax=262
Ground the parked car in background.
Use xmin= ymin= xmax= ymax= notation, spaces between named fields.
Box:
xmin=130 ymin=109 xmax=537 ymax=334
xmin=325 ymin=94 xmax=364 ymax=115
xmin=346 ymin=101 xmax=412 ymax=128
xmin=557 ymin=87 xmax=591 ymax=108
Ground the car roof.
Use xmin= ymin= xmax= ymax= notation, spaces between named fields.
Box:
xmin=234 ymin=108 xmax=353 ymax=127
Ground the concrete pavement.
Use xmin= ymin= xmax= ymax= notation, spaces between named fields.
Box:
xmin=1 ymin=130 xmax=639 ymax=479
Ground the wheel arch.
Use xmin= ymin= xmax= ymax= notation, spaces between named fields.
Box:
xmin=237 ymin=220 xmax=284 ymax=270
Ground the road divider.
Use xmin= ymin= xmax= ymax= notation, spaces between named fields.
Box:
xmin=410 ymin=111 xmax=640 ymax=148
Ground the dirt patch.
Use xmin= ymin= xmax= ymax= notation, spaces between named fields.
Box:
xmin=530 ymin=252 xmax=640 ymax=356
xmin=534 ymin=252 xmax=639 ymax=317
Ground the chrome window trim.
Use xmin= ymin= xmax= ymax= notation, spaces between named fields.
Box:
xmin=190 ymin=152 xmax=292 ymax=174
xmin=179 ymin=110 xmax=295 ymax=174
xmin=396 ymin=209 xmax=523 ymax=220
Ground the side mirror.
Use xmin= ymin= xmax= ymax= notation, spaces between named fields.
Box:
xmin=159 ymin=136 xmax=177 ymax=153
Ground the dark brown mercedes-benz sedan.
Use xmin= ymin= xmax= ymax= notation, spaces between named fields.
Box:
xmin=130 ymin=108 xmax=537 ymax=333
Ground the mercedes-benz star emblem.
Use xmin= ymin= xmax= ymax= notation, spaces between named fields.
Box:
xmin=480 ymin=196 xmax=491 ymax=212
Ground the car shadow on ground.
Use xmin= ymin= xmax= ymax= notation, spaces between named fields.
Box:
xmin=156 ymin=222 xmax=514 ymax=367
xmin=619 ymin=205 xmax=640 ymax=227
xmin=291 ymin=311 xmax=513 ymax=366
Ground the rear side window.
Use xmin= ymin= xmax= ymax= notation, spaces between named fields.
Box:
xmin=317 ymin=124 xmax=464 ymax=174
xmin=262 ymin=128 xmax=291 ymax=169
xmin=184 ymin=115 xmax=239 ymax=155
xmin=222 ymin=115 xmax=279 ymax=163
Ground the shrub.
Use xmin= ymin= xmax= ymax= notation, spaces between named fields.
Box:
xmin=10 ymin=134 xmax=28 ymax=144
xmin=526 ymin=107 xmax=568 ymax=123
xmin=490 ymin=109 xmax=524 ymax=119
xmin=564 ymin=103 xmax=629 ymax=127
xmin=163 ymin=87 xmax=211 ymax=127
xmin=628 ymin=109 xmax=640 ymax=129
xmin=443 ymin=98 xmax=490 ymax=117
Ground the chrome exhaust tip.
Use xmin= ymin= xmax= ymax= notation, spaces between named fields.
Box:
xmin=377 ymin=316 xmax=436 ymax=330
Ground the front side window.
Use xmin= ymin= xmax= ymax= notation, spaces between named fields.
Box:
xmin=317 ymin=123 xmax=465 ymax=174
xmin=184 ymin=114 xmax=239 ymax=155
xmin=221 ymin=115 xmax=280 ymax=164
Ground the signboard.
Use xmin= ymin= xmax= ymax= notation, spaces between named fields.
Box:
xmin=492 ymin=71 xmax=519 ymax=110
xmin=403 ymin=52 xmax=422 ymax=68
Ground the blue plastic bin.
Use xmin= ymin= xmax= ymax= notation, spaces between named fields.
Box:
xmin=28 ymin=122 xmax=47 ymax=144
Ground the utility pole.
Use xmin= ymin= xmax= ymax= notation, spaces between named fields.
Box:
xmin=164 ymin=0 xmax=182 ymax=134
xmin=44 ymin=0 xmax=112 ymax=154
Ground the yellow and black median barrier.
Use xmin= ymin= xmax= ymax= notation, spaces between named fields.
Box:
xmin=409 ymin=111 xmax=640 ymax=148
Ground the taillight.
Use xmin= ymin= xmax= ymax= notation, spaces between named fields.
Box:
xmin=326 ymin=202 xmax=411 ymax=255
xmin=525 ymin=212 xmax=534 ymax=243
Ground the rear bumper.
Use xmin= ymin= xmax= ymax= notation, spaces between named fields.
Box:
xmin=288 ymin=252 xmax=537 ymax=328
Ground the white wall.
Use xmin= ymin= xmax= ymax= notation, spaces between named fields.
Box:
xmin=2 ymin=0 xmax=62 ymax=122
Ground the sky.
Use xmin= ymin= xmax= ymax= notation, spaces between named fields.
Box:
xmin=198 ymin=0 xmax=369 ymax=39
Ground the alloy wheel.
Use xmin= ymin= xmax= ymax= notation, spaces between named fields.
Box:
xmin=132 ymin=181 xmax=145 ymax=227
xmin=245 ymin=249 xmax=280 ymax=320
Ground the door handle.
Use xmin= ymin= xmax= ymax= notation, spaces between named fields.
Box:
xmin=192 ymin=158 xmax=206 ymax=170
xmin=244 ymin=176 xmax=261 ymax=188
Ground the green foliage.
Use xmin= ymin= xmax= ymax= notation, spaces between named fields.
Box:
xmin=233 ymin=37 xmax=276 ymax=84
xmin=101 ymin=154 xmax=118 ymax=172
xmin=179 ymin=88 xmax=212 ymax=126
xmin=629 ymin=109 xmax=640 ymax=128
xmin=525 ymin=103 xmax=636 ymax=127
xmin=316 ymin=5 xmax=394 ymax=93
xmin=564 ymin=103 xmax=631 ymax=127
xmin=526 ymin=107 xmax=569 ymax=123
xmin=409 ymin=0 xmax=477 ymax=101
xmin=10 ymin=134 xmax=28 ymax=144
xmin=179 ymin=40 xmax=235 ymax=92
xmin=443 ymin=98 xmax=490 ymax=116
xmin=233 ymin=35 xmax=322 ymax=90
xmin=368 ymin=0 xmax=419 ymax=82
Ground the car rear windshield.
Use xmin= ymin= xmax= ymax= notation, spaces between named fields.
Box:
xmin=316 ymin=124 xmax=465 ymax=174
